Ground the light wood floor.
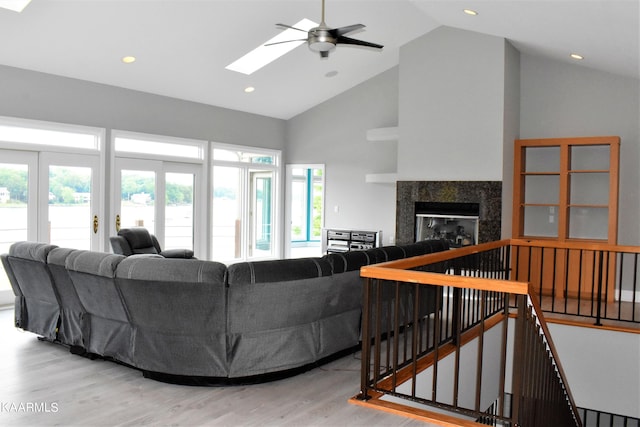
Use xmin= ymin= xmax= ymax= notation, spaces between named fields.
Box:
xmin=0 ymin=308 xmax=439 ymax=427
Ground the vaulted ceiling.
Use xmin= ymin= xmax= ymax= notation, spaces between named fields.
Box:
xmin=0 ymin=0 xmax=637 ymax=120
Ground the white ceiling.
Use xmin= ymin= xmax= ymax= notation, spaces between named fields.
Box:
xmin=0 ymin=0 xmax=637 ymax=120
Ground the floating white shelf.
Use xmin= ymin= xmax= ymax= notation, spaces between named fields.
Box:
xmin=365 ymin=173 xmax=398 ymax=184
xmin=366 ymin=126 xmax=399 ymax=142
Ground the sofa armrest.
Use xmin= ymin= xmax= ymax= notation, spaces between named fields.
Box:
xmin=159 ymin=249 xmax=195 ymax=259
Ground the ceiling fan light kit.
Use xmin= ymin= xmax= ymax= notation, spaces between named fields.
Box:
xmin=308 ymin=27 xmax=337 ymax=57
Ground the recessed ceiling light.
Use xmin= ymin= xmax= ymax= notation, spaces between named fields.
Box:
xmin=0 ymin=0 xmax=32 ymax=12
xmin=325 ymin=70 xmax=338 ymax=78
xmin=570 ymin=53 xmax=584 ymax=60
xmin=463 ymin=9 xmax=478 ymax=16
xmin=122 ymin=56 xmax=136 ymax=64
xmin=226 ymin=18 xmax=318 ymax=75
xmin=244 ymin=86 xmax=255 ymax=93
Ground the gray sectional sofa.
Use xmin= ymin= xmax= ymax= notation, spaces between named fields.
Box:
xmin=1 ymin=239 xmax=449 ymax=384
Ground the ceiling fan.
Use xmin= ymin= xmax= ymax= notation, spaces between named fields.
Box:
xmin=268 ymin=0 xmax=383 ymax=58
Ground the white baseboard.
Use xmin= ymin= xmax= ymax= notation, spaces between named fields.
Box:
xmin=619 ymin=289 xmax=640 ymax=303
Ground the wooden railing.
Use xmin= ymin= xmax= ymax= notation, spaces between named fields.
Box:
xmin=353 ymin=240 xmax=583 ymax=427
xmin=511 ymin=239 xmax=640 ymax=325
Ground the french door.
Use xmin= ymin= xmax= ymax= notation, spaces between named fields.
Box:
xmin=113 ymin=158 xmax=201 ymax=254
xmin=39 ymin=152 xmax=101 ymax=250
xmin=0 ymin=150 xmax=37 ymax=305
xmin=0 ymin=149 xmax=100 ymax=305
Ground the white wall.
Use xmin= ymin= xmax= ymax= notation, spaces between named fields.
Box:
xmin=388 ymin=322 xmax=504 ymax=412
xmin=286 ymin=67 xmax=399 ymax=244
xmin=0 ymin=64 xmax=286 ymax=149
xmin=501 ymin=42 xmax=521 ymax=238
xmin=519 ymin=55 xmax=640 ymax=244
xmin=548 ymin=323 xmax=640 ymax=418
xmin=398 ymin=27 xmax=507 ymax=182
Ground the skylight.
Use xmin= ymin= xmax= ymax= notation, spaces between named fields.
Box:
xmin=225 ymin=18 xmax=318 ymax=75
xmin=0 ymin=0 xmax=31 ymax=12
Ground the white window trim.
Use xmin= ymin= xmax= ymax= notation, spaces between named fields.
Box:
xmin=0 ymin=115 xmax=103 ymax=154
xmin=111 ymin=129 xmax=207 ymax=163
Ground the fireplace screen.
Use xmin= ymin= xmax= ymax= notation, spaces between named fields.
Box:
xmin=415 ymin=202 xmax=479 ymax=248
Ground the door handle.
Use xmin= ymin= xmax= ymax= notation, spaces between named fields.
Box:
xmin=115 ymin=214 xmax=121 ymax=232
xmin=93 ymin=215 xmax=99 ymax=234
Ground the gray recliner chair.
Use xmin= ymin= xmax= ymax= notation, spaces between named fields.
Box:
xmin=110 ymin=227 xmax=195 ymax=259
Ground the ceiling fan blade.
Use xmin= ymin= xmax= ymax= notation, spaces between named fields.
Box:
xmin=336 ymin=35 xmax=383 ymax=50
xmin=265 ymin=38 xmax=308 ymax=47
xmin=330 ymin=24 xmax=365 ymax=37
xmin=276 ymin=23 xmax=309 ymax=33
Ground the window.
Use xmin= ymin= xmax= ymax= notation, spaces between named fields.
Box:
xmin=285 ymin=165 xmax=324 ymax=258
xmin=212 ymin=143 xmax=281 ymax=262
xmin=290 ymin=167 xmax=323 ymax=242
xmin=0 ymin=117 xmax=101 ymax=151
xmin=114 ymin=131 xmax=204 ymax=161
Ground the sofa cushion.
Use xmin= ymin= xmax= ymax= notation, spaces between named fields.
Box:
xmin=9 ymin=241 xmax=58 ymax=263
xmin=65 ymin=250 xmax=125 ymax=277
xmin=116 ymin=255 xmax=225 ymax=284
xmin=378 ymin=246 xmax=406 ymax=262
xmin=227 ymin=257 xmax=331 ymax=285
xmin=416 ymin=239 xmax=450 ymax=253
xmin=323 ymin=250 xmax=371 ymax=273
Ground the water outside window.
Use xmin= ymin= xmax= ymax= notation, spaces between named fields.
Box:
xmin=0 ymin=163 xmax=28 ymax=293
xmin=120 ymin=169 xmax=156 ymax=235
xmin=212 ymin=166 xmax=241 ymax=260
xmin=164 ymin=172 xmax=194 ymax=250
xmin=48 ymin=165 xmax=92 ymax=249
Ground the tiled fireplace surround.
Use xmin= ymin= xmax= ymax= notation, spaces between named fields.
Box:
xmin=396 ymin=181 xmax=502 ymax=246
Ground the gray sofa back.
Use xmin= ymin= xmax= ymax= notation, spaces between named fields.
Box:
xmin=1 ymin=242 xmax=59 ymax=339
xmin=115 ymin=256 xmax=228 ymax=377
xmin=47 ymin=247 xmax=86 ymax=347
xmin=64 ymin=250 xmax=129 ymax=362
xmin=226 ymin=257 xmax=337 ymax=377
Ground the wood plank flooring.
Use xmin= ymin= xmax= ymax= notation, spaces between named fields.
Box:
xmin=0 ymin=308 xmax=438 ymax=427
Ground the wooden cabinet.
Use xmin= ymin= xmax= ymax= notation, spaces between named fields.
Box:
xmin=512 ymin=136 xmax=620 ymax=244
xmin=512 ymin=136 xmax=620 ymax=301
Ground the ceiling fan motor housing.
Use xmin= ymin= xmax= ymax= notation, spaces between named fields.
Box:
xmin=308 ymin=27 xmax=337 ymax=57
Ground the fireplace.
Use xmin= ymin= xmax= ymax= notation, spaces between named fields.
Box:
xmin=396 ymin=181 xmax=502 ymax=246
xmin=415 ymin=202 xmax=479 ymax=247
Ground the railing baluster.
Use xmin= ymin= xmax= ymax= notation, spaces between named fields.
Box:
xmin=596 ymin=250 xmax=605 ymax=326
xmin=452 ymin=284 xmax=463 ymax=408
xmin=591 ymin=250 xmax=598 ymax=318
xmin=358 ymin=277 xmax=372 ymax=401
xmin=577 ymin=249 xmax=584 ymax=316
xmin=373 ymin=279 xmax=382 ymax=382
xmin=475 ymin=290 xmax=486 ymax=412
xmin=411 ymin=283 xmax=420 ymax=398
xmin=633 ymin=254 xmax=638 ymax=323
xmin=616 ymin=252 xmax=624 ymax=321
xmin=432 ymin=286 xmax=442 ymax=403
